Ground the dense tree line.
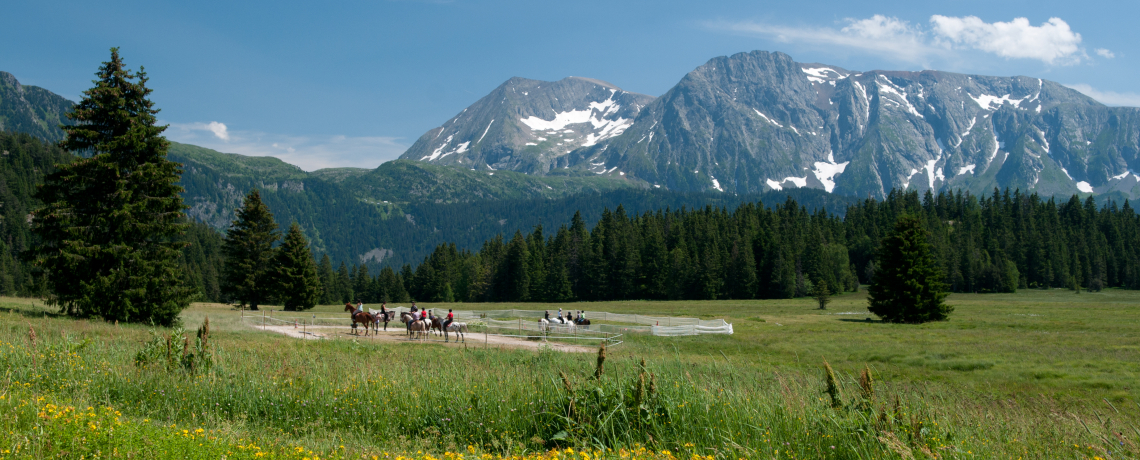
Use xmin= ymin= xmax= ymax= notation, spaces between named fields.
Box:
xmin=399 ymin=189 xmax=1140 ymax=303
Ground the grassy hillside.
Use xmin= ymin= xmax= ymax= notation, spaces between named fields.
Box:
xmin=1 ymin=290 xmax=1136 ymax=458
xmin=351 ymin=159 xmax=640 ymax=205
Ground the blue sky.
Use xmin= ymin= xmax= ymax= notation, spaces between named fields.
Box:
xmin=4 ymin=0 xmax=1136 ymax=170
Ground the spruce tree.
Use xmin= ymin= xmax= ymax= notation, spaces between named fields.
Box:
xmin=221 ymin=189 xmax=278 ymax=310
xmin=812 ymin=278 xmax=831 ymax=310
xmin=317 ymin=254 xmax=335 ymax=304
xmin=272 ymin=223 xmax=322 ymax=311
xmin=31 ymin=48 xmax=191 ymax=326
xmin=867 ymin=215 xmax=952 ymax=323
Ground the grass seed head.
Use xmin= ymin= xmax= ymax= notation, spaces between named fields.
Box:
xmin=823 ymin=360 xmax=842 ymax=409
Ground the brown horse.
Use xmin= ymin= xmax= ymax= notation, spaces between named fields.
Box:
xmin=344 ymin=303 xmax=377 ymax=336
xmin=430 ymin=316 xmax=444 ymax=336
xmin=369 ymin=309 xmax=397 ymax=331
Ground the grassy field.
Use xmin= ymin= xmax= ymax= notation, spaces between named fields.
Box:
xmin=1 ymin=289 xmax=1138 ymax=459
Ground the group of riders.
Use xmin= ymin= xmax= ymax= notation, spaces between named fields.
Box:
xmin=351 ymin=300 xmax=456 ymax=332
xmin=545 ymin=308 xmax=590 ymax=325
xmin=345 ymin=301 xmax=589 ymax=340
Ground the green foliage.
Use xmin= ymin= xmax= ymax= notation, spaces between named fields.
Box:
xmin=823 ymin=360 xmax=843 ymax=408
xmin=134 ymin=317 xmax=212 ymax=374
xmin=868 ymin=215 xmax=952 ymax=323
xmin=221 ymin=189 xmax=278 ymax=310
xmin=540 ymin=358 xmax=672 ymax=447
xmin=31 ymin=48 xmax=190 ymax=326
xmin=812 ymin=278 xmax=831 ymax=310
xmin=272 ymin=223 xmax=321 ymax=311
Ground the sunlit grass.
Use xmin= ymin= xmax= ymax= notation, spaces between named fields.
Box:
xmin=1 ymin=290 xmax=1138 ymax=458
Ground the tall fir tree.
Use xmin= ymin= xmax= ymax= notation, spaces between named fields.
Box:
xmin=273 ymin=223 xmax=322 ymax=311
xmin=335 ymin=261 xmax=353 ymax=303
xmin=867 ymin=215 xmax=952 ymax=323
xmin=31 ymin=48 xmax=191 ymax=326
xmin=220 ymin=189 xmax=278 ymax=310
xmin=317 ymin=253 xmax=336 ymax=305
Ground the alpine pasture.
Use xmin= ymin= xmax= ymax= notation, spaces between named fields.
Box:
xmin=1 ymin=289 xmax=1138 ymax=459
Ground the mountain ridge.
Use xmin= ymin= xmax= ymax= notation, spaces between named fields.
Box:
xmin=407 ymin=51 xmax=1140 ymax=200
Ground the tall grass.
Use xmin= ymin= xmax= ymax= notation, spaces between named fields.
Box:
xmin=3 ymin=301 xmax=1138 ymax=459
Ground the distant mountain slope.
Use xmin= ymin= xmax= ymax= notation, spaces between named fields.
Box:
xmin=346 ymin=159 xmax=638 ymax=205
xmin=398 ymin=76 xmax=654 ymax=174
xmin=0 ymin=72 xmax=74 ymax=144
xmin=401 ymin=51 xmax=1140 ymax=200
xmin=577 ymin=51 xmax=1139 ymax=199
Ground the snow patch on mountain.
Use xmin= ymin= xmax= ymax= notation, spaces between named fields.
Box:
xmin=970 ymin=93 xmax=1029 ymax=111
xmin=753 ymin=109 xmax=783 ymax=128
xmin=1077 ymin=181 xmax=1094 ymax=193
xmin=811 ymin=151 xmax=849 ymax=193
xmin=478 ymin=120 xmax=494 ymax=143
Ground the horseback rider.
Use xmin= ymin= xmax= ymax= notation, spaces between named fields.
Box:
xmin=444 ymin=308 xmax=454 ymax=329
xmin=410 ymin=301 xmax=418 ymax=313
xmin=558 ymin=308 xmax=563 ymax=323
xmin=355 ymin=300 xmax=364 ymax=315
xmin=379 ymin=301 xmax=387 ymax=320
xmin=544 ymin=310 xmax=551 ymax=321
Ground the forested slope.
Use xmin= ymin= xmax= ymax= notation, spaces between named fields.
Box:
xmin=385 ymin=189 xmax=1140 ymax=304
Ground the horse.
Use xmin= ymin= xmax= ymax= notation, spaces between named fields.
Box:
xmin=369 ymin=309 xmax=397 ymax=331
xmin=539 ymin=318 xmax=576 ymax=333
xmin=344 ymin=303 xmax=377 ymax=337
xmin=574 ymin=311 xmax=591 ymax=326
xmin=401 ymin=312 xmax=428 ymax=340
xmin=429 ymin=316 xmax=446 ymax=336
xmin=442 ymin=322 xmax=468 ymax=343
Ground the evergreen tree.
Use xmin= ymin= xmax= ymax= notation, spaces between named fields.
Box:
xmin=272 ymin=223 xmax=322 ymax=311
xmin=812 ymin=278 xmax=831 ymax=310
xmin=867 ymin=215 xmax=952 ymax=323
xmin=317 ymin=254 xmax=335 ymax=304
xmin=31 ymin=48 xmax=191 ymax=326
xmin=503 ymin=231 xmax=531 ymax=301
xmin=221 ymin=189 xmax=278 ymax=310
xmin=335 ymin=262 xmax=353 ymax=303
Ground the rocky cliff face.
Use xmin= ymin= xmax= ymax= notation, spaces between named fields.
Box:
xmin=398 ymin=76 xmax=654 ymax=174
xmin=409 ymin=51 xmax=1140 ymax=199
xmin=575 ymin=51 xmax=1139 ymax=198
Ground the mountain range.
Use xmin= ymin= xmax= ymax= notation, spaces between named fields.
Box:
xmin=3 ymin=50 xmax=1140 ymax=269
xmin=403 ymin=51 xmax=1140 ymax=199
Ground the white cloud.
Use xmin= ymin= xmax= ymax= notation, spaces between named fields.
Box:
xmin=930 ymin=16 xmax=1083 ymax=64
xmin=708 ymin=15 xmax=942 ymax=65
xmin=1096 ymin=48 xmax=1115 ymax=59
xmin=709 ymin=15 xmax=1092 ymax=66
xmin=164 ymin=122 xmax=409 ymax=171
xmin=1064 ymin=84 xmax=1140 ymax=107
xmin=205 ymin=121 xmax=229 ymax=140
xmin=169 ymin=121 xmax=231 ymax=141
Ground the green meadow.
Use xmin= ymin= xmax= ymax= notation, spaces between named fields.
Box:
xmin=1 ymin=289 xmax=1137 ymax=459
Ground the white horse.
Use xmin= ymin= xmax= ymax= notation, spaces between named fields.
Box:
xmin=442 ymin=322 xmax=468 ymax=342
xmin=539 ymin=318 xmax=576 ymax=333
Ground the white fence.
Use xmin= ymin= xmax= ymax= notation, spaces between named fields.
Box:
xmin=448 ymin=309 xmax=733 ymax=336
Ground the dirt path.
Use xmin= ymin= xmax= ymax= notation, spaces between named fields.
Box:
xmin=252 ymin=323 xmax=594 ymax=353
